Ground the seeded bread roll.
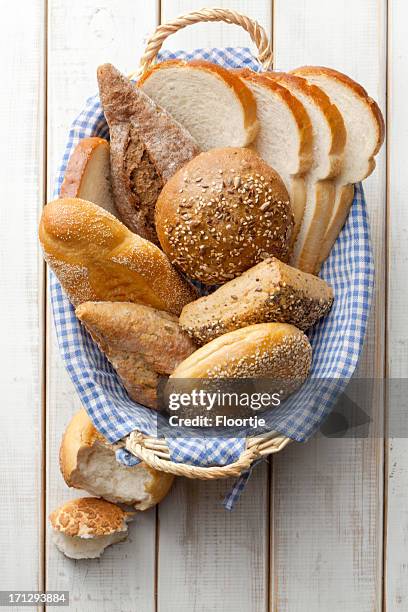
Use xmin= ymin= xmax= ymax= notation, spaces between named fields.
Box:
xmin=155 ymin=148 xmax=293 ymax=284
xmin=39 ymin=198 xmax=197 ymax=314
xmin=180 ymin=257 xmax=333 ymax=344
xmin=171 ymin=323 xmax=312 ymax=389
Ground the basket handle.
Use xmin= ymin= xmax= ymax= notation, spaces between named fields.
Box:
xmin=136 ymin=7 xmax=273 ymax=77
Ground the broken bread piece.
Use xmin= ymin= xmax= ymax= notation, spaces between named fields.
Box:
xmin=97 ymin=63 xmax=199 ymax=243
xmin=49 ymin=497 xmax=132 ymax=559
xmin=60 ymin=408 xmax=174 ymax=510
xmin=75 ymin=301 xmax=196 ymax=409
xmin=179 ymin=257 xmax=333 ymax=345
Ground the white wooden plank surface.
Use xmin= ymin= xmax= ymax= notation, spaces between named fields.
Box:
xmin=271 ymin=1 xmax=387 ymax=610
xmin=1 ymin=0 xmax=393 ymax=609
xmin=0 ymin=0 xmax=45 ymax=604
xmin=385 ymin=1 xmax=408 ymax=609
xmin=157 ymin=3 xmax=272 ymax=611
xmin=45 ymin=2 xmax=159 ymax=610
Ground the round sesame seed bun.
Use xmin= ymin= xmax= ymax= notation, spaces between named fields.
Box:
xmin=155 ymin=148 xmax=293 ymax=284
xmin=170 ymin=323 xmax=312 ymax=394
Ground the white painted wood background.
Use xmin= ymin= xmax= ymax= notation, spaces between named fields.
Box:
xmin=0 ymin=0 xmax=401 ymax=610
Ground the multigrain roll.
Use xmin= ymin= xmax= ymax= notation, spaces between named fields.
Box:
xmin=76 ymin=301 xmax=196 ymax=409
xmin=155 ymin=148 xmax=293 ymax=284
xmin=180 ymin=257 xmax=333 ymax=344
xmin=171 ymin=323 xmax=312 ymax=387
xmin=39 ymin=198 xmax=197 ymax=314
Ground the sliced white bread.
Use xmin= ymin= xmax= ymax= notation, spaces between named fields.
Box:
xmin=263 ymin=73 xmax=346 ymax=272
xmin=138 ymin=60 xmax=258 ymax=150
xmin=238 ymin=70 xmax=313 ymax=243
xmin=60 ymin=137 xmax=116 ymax=215
xmin=292 ymin=66 xmax=385 ymax=271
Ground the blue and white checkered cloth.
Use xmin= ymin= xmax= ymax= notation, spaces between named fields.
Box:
xmin=50 ymin=48 xmax=374 ymax=509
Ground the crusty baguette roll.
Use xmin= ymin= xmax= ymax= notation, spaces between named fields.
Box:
xmin=292 ymin=66 xmax=385 ymax=271
xmin=155 ymin=148 xmax=293 ymax=284
xmin=50 ymin=497 xmax=132 ymax=559
xmin=171 ymin=323 xmax=312 ymax=387
xmin=179 ymin=257 xmax=333 ymax=344
xmin=237 ymin=70 xmax=313 ymax=241
xmin=139 ymin=60 xmax=258 ymax=150
xmin=263 ymin=73 xmax=346 ymax=272
xmin=60 ymin=408 xmax=174 ymax=509
xmin=97 ymin=63 xmax=199 ymax=243
xmin=39 ymin=198 xmax=197 ymax=314
xmin=60 ymin=137 xmax=116 ymax=216
xmin=75 ymin=301 xmax=196 ymax=408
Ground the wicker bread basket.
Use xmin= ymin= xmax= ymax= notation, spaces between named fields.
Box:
xmin=123 ymin=8 xmax=293 ymax=479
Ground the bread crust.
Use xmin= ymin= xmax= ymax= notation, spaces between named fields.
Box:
xmin=239 ymin=69 xmax=314 ymax=175
xmin=60 ymin=408 xmax=174 ymax=510
xmin=155 ymin=147 xmax=293 ymax=284
xmin=179 ymin=257 xmax=333 ymax=343
xmin=49 ymin=497 xmax=131 ymax=538
xmin=139 ymin=59 xmax=258 ymax=144
xmin=292 ymin=66 xmax=385 ymax=157
xmin=39 ymin=198 xmax=197 ymax=314
xmin=263 ymin=72 xmax=346 ymax=179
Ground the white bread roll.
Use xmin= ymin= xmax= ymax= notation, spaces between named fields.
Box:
xmin=39 ymin=198 xmax=197 ymax=313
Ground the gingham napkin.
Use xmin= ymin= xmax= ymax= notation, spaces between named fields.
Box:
xmin=50 ymin=48 xmax=374 ymax=509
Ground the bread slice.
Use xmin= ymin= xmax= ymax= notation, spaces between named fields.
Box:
xmin=75 ymin=301 xmax=196 ymax=409
xmin=237 ymin=70 xmax=313 ymax=242
xmin=138 ymin=60 xmax=258 ymax=150
xmin=179 ymin=257 xmax=333 ymax=344
xmin=97 ymin=63 xmax=200 ymax=244
xmin=292 ymin=66 xmax=385 ymax=270
xmin=263 ymin=73 xmax=346 ymax=272
xmin=60 ymin=137 xmax=116 ymax=216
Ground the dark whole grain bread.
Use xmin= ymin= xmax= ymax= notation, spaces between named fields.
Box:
xmin=97 ymin=63 xmax=200 ymax=244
